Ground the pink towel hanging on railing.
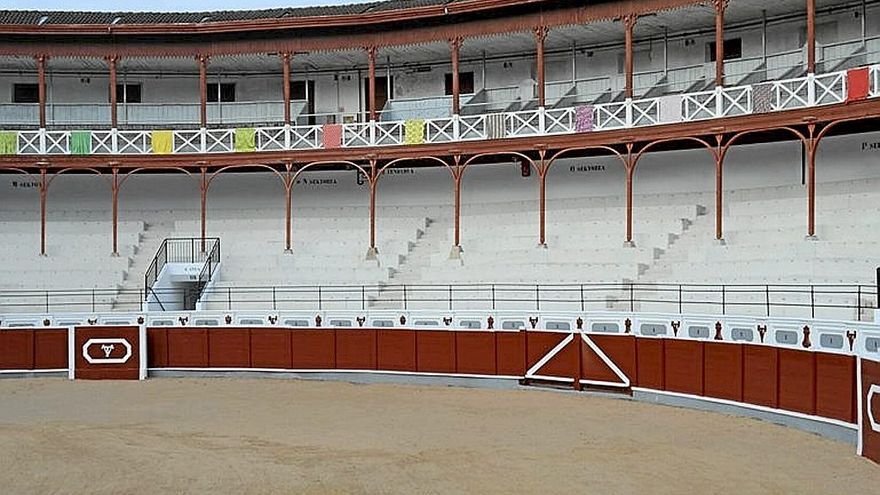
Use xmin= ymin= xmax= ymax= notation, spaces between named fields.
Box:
xmin=575 ymin=105 xmax=594 ymax=132
xmin=322 ymin=124 xmax=342 ymax=148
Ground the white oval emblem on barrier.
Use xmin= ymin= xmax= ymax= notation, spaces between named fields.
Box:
xmin=82 ymin=338 xmax=132 ymax=365
xmin=870 ymin=384 xmax=880 ymax=433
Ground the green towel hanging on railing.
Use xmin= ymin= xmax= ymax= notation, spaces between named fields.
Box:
xmin=0 ymin=131 xmax=18 ymax=154
xmin=234 ymin=128 xmax=256 ymax=152
xmin=151 ymin=130 xmax=173 ymax=154
xmin=404 ymin=119 xmax=425 ymax=145
xmin=70 ymin=131 xmax=92 ymax=155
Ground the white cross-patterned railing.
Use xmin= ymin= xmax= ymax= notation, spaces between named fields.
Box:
xmin=424 ymin=117 xmax=456 ymax=144
xmin=342 ymin=122 xmax=371 ymax=148
xmin=594 ymin=100 xmax=629 ymax=131
xmin=683 ymin=86 xmax=752 ymax=122
xmin=4 ymin=66 xmax=876 ymax=157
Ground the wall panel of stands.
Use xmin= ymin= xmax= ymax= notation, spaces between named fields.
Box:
xmin=1 ymin=311 xmax=878 ymax=464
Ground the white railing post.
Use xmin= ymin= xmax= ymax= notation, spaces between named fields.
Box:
xmin=538 ymin=107 xmax=546 ymax=135
xmin=284 ymin=124 xmax=291 ymax=150
xmin=369 ymin=120 xmax=376 ymax=147
xmin=625 ymin=98 xmax=633 ymax=127
xmin=38 ymin=128 xmax=46 ymax=154
xmin=111 ymin=128 xmax=118 ymax=154
xmin=452 ymin=114 xmax=460 ymax=141
xmin=807 ymin=73 xmax=817 ymax=106
xmin=200 ymin=128 xmax=207 ymax=154
xmin=715 ymin=86 xmax=724 ymax=117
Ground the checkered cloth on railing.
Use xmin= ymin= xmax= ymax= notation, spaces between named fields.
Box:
xmin=575 ymin=105 xmax=594 ymax=132
xmin=322 ymin=124 xmax=342 ymax=148
xmin=752 ymin=83 xmax=775 ymax=113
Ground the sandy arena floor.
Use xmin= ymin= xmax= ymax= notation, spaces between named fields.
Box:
xmin=0 ymin=377 xmax=876 ymax=494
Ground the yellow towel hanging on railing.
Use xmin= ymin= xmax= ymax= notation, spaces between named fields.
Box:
xmin=404 ymin=119 xmax=425 ymax=145
xmin=151 ymin=130 xmax=174 ymax=154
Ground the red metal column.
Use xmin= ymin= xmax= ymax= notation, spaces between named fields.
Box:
xmin=714 ymin=135 xmax=724 ymax=241
xmin=623 ymin=14 xmax=637 ymax=99
xmin=281 ymin=52 xmax=292 ymax=126
xmin=451 ymin=155 xmax=464 ymax=257
xmin=807 ymin=125 xmax=817 ymax=237
xmin=537 ymin=150 xmax=547 ymax=246
xmin=36 ymin=55 xmax=47 ymax=128
xmin=450 ymin=37 xmax=462 ymax=114
xmin=284 ymin=162 xmax=294 ymax=253
xmin=198 ymin=55 xmax=209 ymax=128
xmin=806 ymin=0 xmax=816 ymax=73
xmin=199 ymin=166 xmax=208 ymax=252
xmin=367 ymin=46 xmax=377 ymax=121
xmin=714 ymin=0 xmax=726 ymax=87
xmin=108 ymin=56 xmax=118 ymax=128
xmin=111 ymin=167 xmax=120 ymax=255
xmin=39 ymin=167 xmax=47 ymax=256
xmin=625 ymin=144 xmax=635 ymax=245
xmin=535 ymin=26 xmax=548 ymax=108
xmin=367 ymin=159 xmax=379 ymax=259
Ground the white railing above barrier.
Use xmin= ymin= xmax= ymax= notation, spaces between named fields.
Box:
xmin=4 ymin=66 xmax=877 ymax=156
xmin=2 ymin=308 xmax=879 ymax=360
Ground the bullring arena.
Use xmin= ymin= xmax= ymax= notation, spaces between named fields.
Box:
xmin=2 ymin=0 xmax=880 ymax=492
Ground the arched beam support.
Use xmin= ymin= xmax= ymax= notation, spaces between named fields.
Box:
xmin=633 ymin=136 xmax=721 ymax=240
xmin=721 ymin=126 xmax=811 ymax=237
xmin=547 ymin=144 xmax=629 ymax=244
xmin=288 ymin=160 xmax=373 ymax=257
xmin=459 ymin=151 xmax=537 ymax=253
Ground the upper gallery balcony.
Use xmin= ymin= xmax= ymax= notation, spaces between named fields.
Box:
xmin=0 ymin=0 xmax=877 ymax=155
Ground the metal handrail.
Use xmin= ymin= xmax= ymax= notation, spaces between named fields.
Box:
xmin=195 ymin=239 xmax=221 ymax=306
xmin=143 ymin=237 xmax=220 ymax=302
xmin=2 ymin=281 xmax=876 ymax=320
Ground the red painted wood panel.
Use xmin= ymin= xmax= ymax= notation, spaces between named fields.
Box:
xmin=417 ymin=331 xmax=456 ymax=373
xmin=588 ymin=335 xmax=636 ymax=385
xmin=496 ymin=332 xmax=525 ymax=376
xmin=208 ymin=329 xmax=250 ymax=368
xmin=636 ymin=339 xmax=664 ymax=389
xmin=75 ymin=326 xmax=140 ymax=380
xmin=377 ymin=330 xmax=416 ymax=371
xmin=703 ymin=342 xmax=743 ymax=402
xmin=34 ymin=329 xmax=68 ymax=370
xmin=743 ymin=345 xmax=778 ymax=408
xmin=778 ymin=348 xmax=816 ymax=415
xmin=860 ymin=358 xmax=880 ymax=464
xmin=455 ymin=331 xmax=496 ymax=375
xmin=291 ymin=330 xmax=335 ymax=369
xmin=664 ymin=340 xmax=703 ymax=396
xmin=335 ymin=330 xmax=377 ymax=370
xmin=146 ymin=328 xmax=168 ymax=368
xmin=815 ymin=354 xmax=855 ymax=423
xmin=0 ymin=330 xmax=34 ymax=369
xmin=527 ymin=332 xmax=575 ymax=379
xmin=250 ymin=329 xmax=292 ymax=369
xmin=167 ymin=328 xmax=209 ymax=367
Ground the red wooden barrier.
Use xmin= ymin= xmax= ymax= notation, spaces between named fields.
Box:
xmin=859 ymin=358 xmax=880 ymax=464
xmin=74 ymin=326 xmax=141 ymax=380
xmin=141 ymin=327 xmax=862 ymax=430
